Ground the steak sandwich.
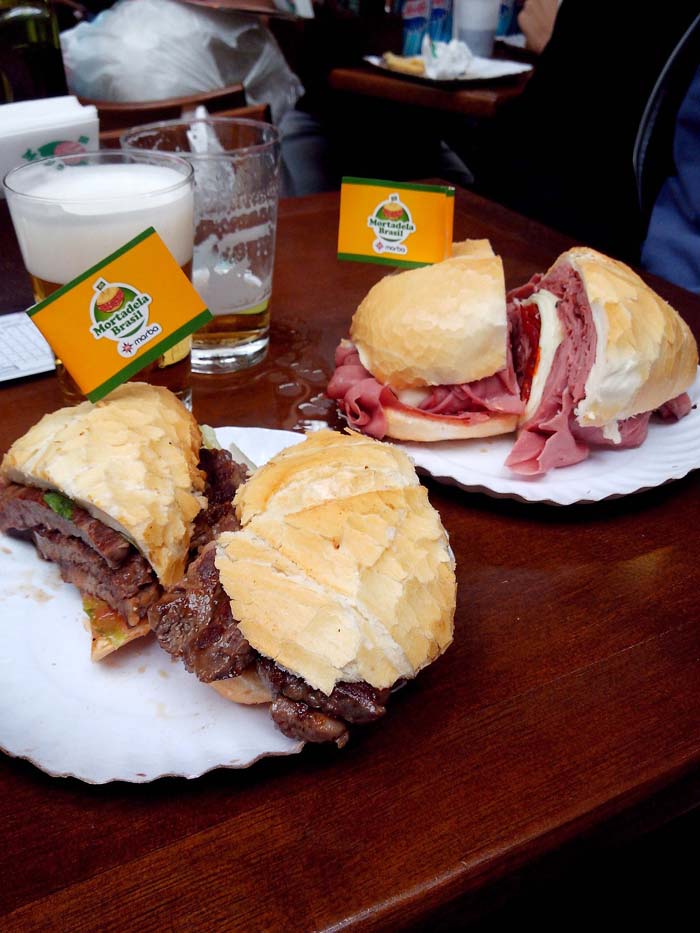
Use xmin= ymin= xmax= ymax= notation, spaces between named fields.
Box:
xmin=506 ymin=247 xmax=698 ymax=474
xmin=0 ymin=383 xmax=247 ymax=659
xmin=149 ymin=429 xmax=456 ymax=747
xmin=327 ymin=240 xmax=524 ymax=442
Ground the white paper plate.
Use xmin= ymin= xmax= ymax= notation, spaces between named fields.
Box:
xmin=364 ymin=54 xmax=532 ymax=84
xmin=396 ymin=371 xmax=700 ymax=506
xmin=495 ymin=34 xmax=527 ymax=50
xmin=0 ymin=427 xmax=304 ymax=783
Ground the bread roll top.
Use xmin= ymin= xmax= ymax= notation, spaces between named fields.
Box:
xmin=235 ymin=427 xmax=419 ymax=523
xmin=563 ymin=248 xmax=698 ymax=427
xmin=350 ymin=240 xmax=508 ymax=390
xmin=450 ymin=239 xmax=497 ymax=259
xmin=215 ymin=430 xmax=456 ymax=695
xmin=1 ymin=383 xmax=206 ymax=585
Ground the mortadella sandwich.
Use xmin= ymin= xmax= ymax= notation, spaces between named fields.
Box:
xmin=327 ymin=240 xmax=524 ymax=442
xmin=506 ymin=247 xmax=698 ymax=474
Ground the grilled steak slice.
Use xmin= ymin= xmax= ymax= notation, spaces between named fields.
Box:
xmin=257 ymin=657 xmax=390 ymax=724
xmin=189 ymin=448 xmax=248 ymax=555
xmin=148 ymin=543 xmax=255 ymax=681
xmin=148 ymin=520 xmax=390 ymax=746
xmin=270 ymin=696 xmax=349 ymax=748
xmin=34 ymin=530 xmax=160 ymax=626
xmin=0 ymin=482 xmax=131 ymax=567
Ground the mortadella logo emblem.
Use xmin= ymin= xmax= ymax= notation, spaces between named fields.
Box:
xmin=89 ymin=277 xmax=162 ymax=358
xmin=22 ymin=136 xmax=90 ymax=162
xmin=367 ymin=192 xmax=416 ymax=256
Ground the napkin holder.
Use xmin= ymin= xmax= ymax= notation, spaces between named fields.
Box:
xmin=0 ymin=96 xmax=99 ymax=198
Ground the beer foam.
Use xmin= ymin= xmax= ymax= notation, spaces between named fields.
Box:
xmin=7 ymin=164 xmax=194 ymax=283
xmin=26 ymin=164 xmax=188 ymax=211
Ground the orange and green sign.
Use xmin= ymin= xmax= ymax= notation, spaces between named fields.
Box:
xmin=28 ymin=227 xmax=211 ymax=402
xmin=337 ymin=177 xmax=455 ymax=268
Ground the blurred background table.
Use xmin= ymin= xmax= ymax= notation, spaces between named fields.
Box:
xmin=328 ymin=64 xmax=530 ymax=119
xmin=1 ymin=187 xmax=700 ymax=930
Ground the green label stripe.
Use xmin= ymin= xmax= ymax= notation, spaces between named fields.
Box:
xmin=28 ymin=227 xmax=157 ymax=318
xmin=337 ymin=252 xmax=430 ymax=269
xmin=230 ymin=297 xmax=270 ymax=317
xmin=86 ymin=309 xmax=212 ymax=403
xmin=341 ymin=176 xmax=455 ymax=196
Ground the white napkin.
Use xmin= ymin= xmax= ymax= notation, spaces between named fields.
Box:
xmin=0 ymin=95 xmax=99 ymax=199
xmin=185 ymin=105 xmax=226 ymax=155
xmin=421 ymin=37 xmax=474 ymax=80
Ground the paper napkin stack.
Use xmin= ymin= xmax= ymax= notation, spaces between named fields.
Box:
xmin=0 ymin=96 xmax=99 ymax=197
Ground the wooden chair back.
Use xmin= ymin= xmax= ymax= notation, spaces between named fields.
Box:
xmin=99 ymin=102 xmax=273 ymax=149
xmin=79 ymin=81 xmax=248 ymax=136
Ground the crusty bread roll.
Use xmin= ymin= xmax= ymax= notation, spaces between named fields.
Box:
xmin=450 ymin=239 xmax=496 ymax=259
xmin=234 ymin=427 xmax=418 ymax=524
xmin=211 ymin=669 xmax=273 ymax=705
xmin=1 ymin=382 xmax=206 ymax=585
xmin=350 ymin=242 xmax=508 ymax=391
xmin=88 ymin=618 xmax=151 ymax=662
xmin=213 ymin=430 xmax=456 ymax=699
xmin=382 ymin=406 xmax=521 ymax=442
xmin=562 ymin=248 xmax=698 ymax=428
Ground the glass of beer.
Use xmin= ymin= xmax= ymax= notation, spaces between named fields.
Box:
xmin=120 ymin=118 xmax=281 ymax=374
xmin=3 ymin=149 xmax=195 ymax=405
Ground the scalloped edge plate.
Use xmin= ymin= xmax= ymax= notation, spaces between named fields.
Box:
xmin=0 ymin=427 xmax=304 ymax=784
xmin=395 ymin=370 xmax=700 ymax=506
xmin=363 ymin=53 xmax=532 ymax=85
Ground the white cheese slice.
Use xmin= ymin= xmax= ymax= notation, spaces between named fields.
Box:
xmin=521 ymin=289 xmax=564 ymax=422
xmin=395 ymin=387 xmax=432 ymax=408
xmin=356 ymin=345 xmax=433 ymax=408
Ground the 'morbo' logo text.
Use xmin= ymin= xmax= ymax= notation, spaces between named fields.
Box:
xmin=89 ymin=277 xmax=162 ymax=358
xmin=367 ymin=193 xmax=416 ymax=256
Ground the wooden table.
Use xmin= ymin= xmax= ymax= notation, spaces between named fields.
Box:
xmin=329 ymin=65 xmax=529 ymax=119
xmin=2 ymin=188 xmax=700 ymax=931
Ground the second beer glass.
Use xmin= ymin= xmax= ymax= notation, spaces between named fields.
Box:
xmin=121 ymin=118 xmax=281 ymax=374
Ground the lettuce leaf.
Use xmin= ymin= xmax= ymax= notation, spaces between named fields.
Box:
xmin=43 ymin=490 xmax=74 ymax=520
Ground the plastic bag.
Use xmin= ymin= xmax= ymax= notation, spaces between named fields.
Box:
xmin=60 ymin=0 xmax=304 ymax=124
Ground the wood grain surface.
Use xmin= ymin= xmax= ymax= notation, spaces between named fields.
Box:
xmin=1 ymin=189 xmax=699 ymax=931
xmin=328 ymin=65 xmax=528 ymax=119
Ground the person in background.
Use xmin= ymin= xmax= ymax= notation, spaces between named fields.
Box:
xmin=641 ymin=67 xmax=700 ymax=294
xmin=517 ymin=0 xmax=560 ymax=54
xmin=277 ymin=0 xmax=472 ymax=195
xmin=465 ymin=1 xmax=698 ymax=263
